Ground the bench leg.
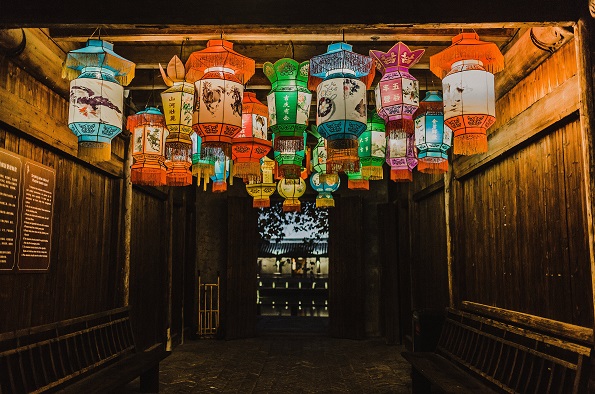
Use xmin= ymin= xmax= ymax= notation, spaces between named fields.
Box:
xmin=140 ymin=364 xmax=160 ymax=393
xmin=411 ymin=367 xmax=432 ymax=394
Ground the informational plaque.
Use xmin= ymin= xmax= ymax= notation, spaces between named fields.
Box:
xmin=0 ymin=148 xmax=55 ymax=272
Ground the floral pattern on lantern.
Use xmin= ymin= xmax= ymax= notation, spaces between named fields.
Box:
xmin=310 ymin=172 xmax=340 ymax=208
xmin=277 ymin=177 xmax=307 ymax=212
xmin=160 ymin=56 xmax=194 ymax=186
xmin=127 ymin=107 xmax=167 ymax=186
xmin=386 ymin=133 xmax=417 ymax=182
xmin=263 ymin=58 xmax=312 ymax=178
xmin=64 ymin=39 xmax=135 ymax=162
xmin=246 ymin=157 xmax=277 ymax=208
xmin=430 ymin=33 xmax=504 ymax=155
xmin=369 ymin=42 xmax=424 ymax=139
xmin=309 ymin=42 xmax=374 ymax=174
xmin=232 ymin=92 xmax=271 ymax=183
xmin=186 ymin=40 xmax=255 ymax=160
xmin=414 ymin=91 xmax=452 ymax=174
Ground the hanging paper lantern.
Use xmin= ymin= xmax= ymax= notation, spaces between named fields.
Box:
xmin=126 ymin=107 xmax=167 ymax=186
xmin=159 ymin=55 xmax=194 ymax=186
xmin=310 ymin=172 xmax=340 ymax=208
xmin=186 ymin=40 xmax=255 ymax=161
xmin=369 ymin=42 xmax=425 ymax=139
xmin=386 ymin=133 xmax=417 ymax=182
xmin=190 ymin=133 xmax=215 ymax=190
xmin=210 ymin=156 xmax=231 ymax=193
xmin=347 ymin=171 xmax=369 ymax=190
xmin=272 ymin=132 xmax=306 ymax=180
xmin=414 ymin=91 xmax=453 ymax=174
xmin=430 ymin=33 xmax=504 ymax=155
xmin=263 ymin=59 xmax=311 ymax=146
xmin=309 ymin=42 xmax=374 ymax=174
xmin=63 ymin=39 xmax=135 ymax=162
xmin=246 ymin=157 xmax=277 ymax=208
xmin=309 ymin=126 xmax=338 ymax=185
xmin=277 ymin=177 xmax=306 ymax=212
xmin=359 ymin=109 xmax=387 ymax=180
xmin=232 ymin=92 xmax=271 ymax=183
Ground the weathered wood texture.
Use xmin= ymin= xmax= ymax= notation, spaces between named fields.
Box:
xmin=329 ymin=195 xmax=365 ymax=339
xmin=410 ymin=172 xmax=449 ymax=313
xmin=452 ymin=41 xmax=593 ymax=328
xmin=0 ymin=126 xmax=121 ymax=332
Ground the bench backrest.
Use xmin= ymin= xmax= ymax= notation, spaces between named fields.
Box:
xmin=0 ymin=307 xmax=136 ymax=393
xmin=437 ymin=308 xmax=591 ymax=394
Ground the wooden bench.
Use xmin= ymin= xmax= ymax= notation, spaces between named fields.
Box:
xmin=402 ymin=302 xmax=592 ymax=393
xmin=0 ymin=306 xmax=170 ymax=393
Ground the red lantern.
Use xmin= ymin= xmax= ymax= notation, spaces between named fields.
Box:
xmin=232 ymin=92 xmax=271 ymax=183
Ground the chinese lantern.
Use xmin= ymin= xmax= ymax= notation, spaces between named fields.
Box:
xmin=186 ymin=40 xmax=255 ymax=161
xmin=127 ymin=107 xmax=167 ymax=186
xmin=277 ymin=177 xmax=306 ymax=212
xmin=309 ymin=42 xmax=374 ymax=174
xmin=63 ymin=39 xmax=135 ymax=162
xmin=414 ymin=91 xmax=452 ymax=174
xmin=359 ymin=109 xmax=387 ymax=180
xmin=369 ymin=42 xmax=424 ymax=139
xmin=310 ymin=126 xmax=338 ymax=185
xmin=347 ymin=171 xmax=369 ymax=190
xmin=160 ymin=55 xmax=193 ymax=186
xmin=210 ymin=156 xmax=231 ymax=193
xmin=190 ymin=133 xmax=215 ymax=190
xmin=232 ymin=92 xmax=271 ymax=183
xmin=387 ymin=133 xmax=417 ymax=182
xmin=310 ymin=172 xmax=340 ymax=208
xmin=246 ymin=157 xmax=277 ymax=208
xmin=430 ymin=33 xmax=504 ymax=155
xmin=263 ymin=58 xmax=312 ymax=178
xmin=273 ymin=132 xmax=306 ymax=180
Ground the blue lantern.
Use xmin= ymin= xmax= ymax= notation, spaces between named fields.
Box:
xmin=415 ymin=91 xmax=453 ymax=174
xmin=64 ymin=39 xmax=135 ymax=162
xmin=310 ymin=172 xmax=340 ymax=208
xmin=309 ymin=42 xmax=374 ymax=174
xmin=210 ymin=156 xmax=231 ymax=193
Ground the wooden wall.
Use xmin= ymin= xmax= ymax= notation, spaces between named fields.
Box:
xmin=0 ymin=56 xmax=194 ymax=352
xmin=408 ymin=38 xmax=594 ymax=330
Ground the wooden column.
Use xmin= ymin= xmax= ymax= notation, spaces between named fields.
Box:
xmin=122 ymin=133 xmax=133 ymax=306
xmin=575 ymin=17 xmax=595 ymax=334
xmin=444 ymin=169 xmax=455 ymax=308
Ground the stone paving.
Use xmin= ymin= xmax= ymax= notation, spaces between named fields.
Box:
xmin=118 ymin=330 xmax=412 ymax=393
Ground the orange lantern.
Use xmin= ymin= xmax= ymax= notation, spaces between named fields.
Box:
xmin=232 ymin=92 xmax=271 ymax=183
xmin=127 ymin=107 xmax=167 ymax=186
xmin=186 ymin=40 xmax=255 ymax=161
xmin=246 ymin=157 xmax=277 ymax=208
xmin=430 ymin=33 xmax=504 ymax=155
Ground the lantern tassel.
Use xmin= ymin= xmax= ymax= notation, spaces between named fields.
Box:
xmin=253 ymin=198 xmax=271 ymax=208
xmin=454 ymin=134 xmax=488 ymax=155
xmin=78 ymin=142 xmax=112 ymax=163
xmin=166 ymin=170 xmax=192 ymax=186
xmin=212 ymin=181 xmax=227 ymax=193
xmin=282 ymin=199 xmax=301 ymax=212
xmin=390 ymin=169 xmax=413 ymax=182
xmin=348 ymin=179 xmax=370 ymax=190
xmin=361 ymin=166 xmax=383 ymax=180
xmin=386 ymin=118 xmax=415 ymax=138
xmin=418 ymin=160 xmax=449 ymax=174
xmin=316 ymin=197 xmax=335 ymax=208
xmin=131 ymin=169 xmax=166 ymax=186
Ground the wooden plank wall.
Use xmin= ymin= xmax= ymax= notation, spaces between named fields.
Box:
xmin=406 ymin=39 xmax=594 ymax=329
xmin=409 ymin=172 xmax=449 ymax=313
xmin=0 ymin=57 xmax=195 ymax=351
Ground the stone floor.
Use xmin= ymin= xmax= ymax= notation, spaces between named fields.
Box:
xmin=118 ymin=318 xmax=412 ymax=393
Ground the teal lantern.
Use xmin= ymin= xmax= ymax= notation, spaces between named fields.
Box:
xmin=64 ymin=39 xmax=135 ymax=162
xmin=190 ymin=133 xmax=215 ymax=190
xmin=310 ymin=172 xmax=340 ymax=208
xmin=210 ymin=156 xmax=231 ymax=193
xmin=263 ymin=58 xmax=312 ymax=178
xmin=415 ymin=91 xmax=452 ymax=174
xmin=309 ymin=42 xmax=374 ymax=174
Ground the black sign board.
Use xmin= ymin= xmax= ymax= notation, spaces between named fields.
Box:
xmin=0 ymin=148 xmax=55 ymax=272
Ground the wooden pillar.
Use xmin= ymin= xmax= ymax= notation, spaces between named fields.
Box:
xmin=166 ymin=189 xmax=174 ymax=350
xmin=444 ymin=169 xmax=455 ymax=308
xmin=575 ymin=16 xmax=595 ymax=334
xmin=122 ymin=133 xmax=133 ymax=306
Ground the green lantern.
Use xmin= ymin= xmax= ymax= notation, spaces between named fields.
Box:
xmin=272 ymin=132 xmax=306 ymax=180
xmin=359 ymin=109 xmax=387 ymax=180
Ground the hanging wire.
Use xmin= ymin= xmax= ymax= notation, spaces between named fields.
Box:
xmin=290 ymin=41 xmax=295 ymax=59
xmin=145 ymin=69 xmax=156 ymax=109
